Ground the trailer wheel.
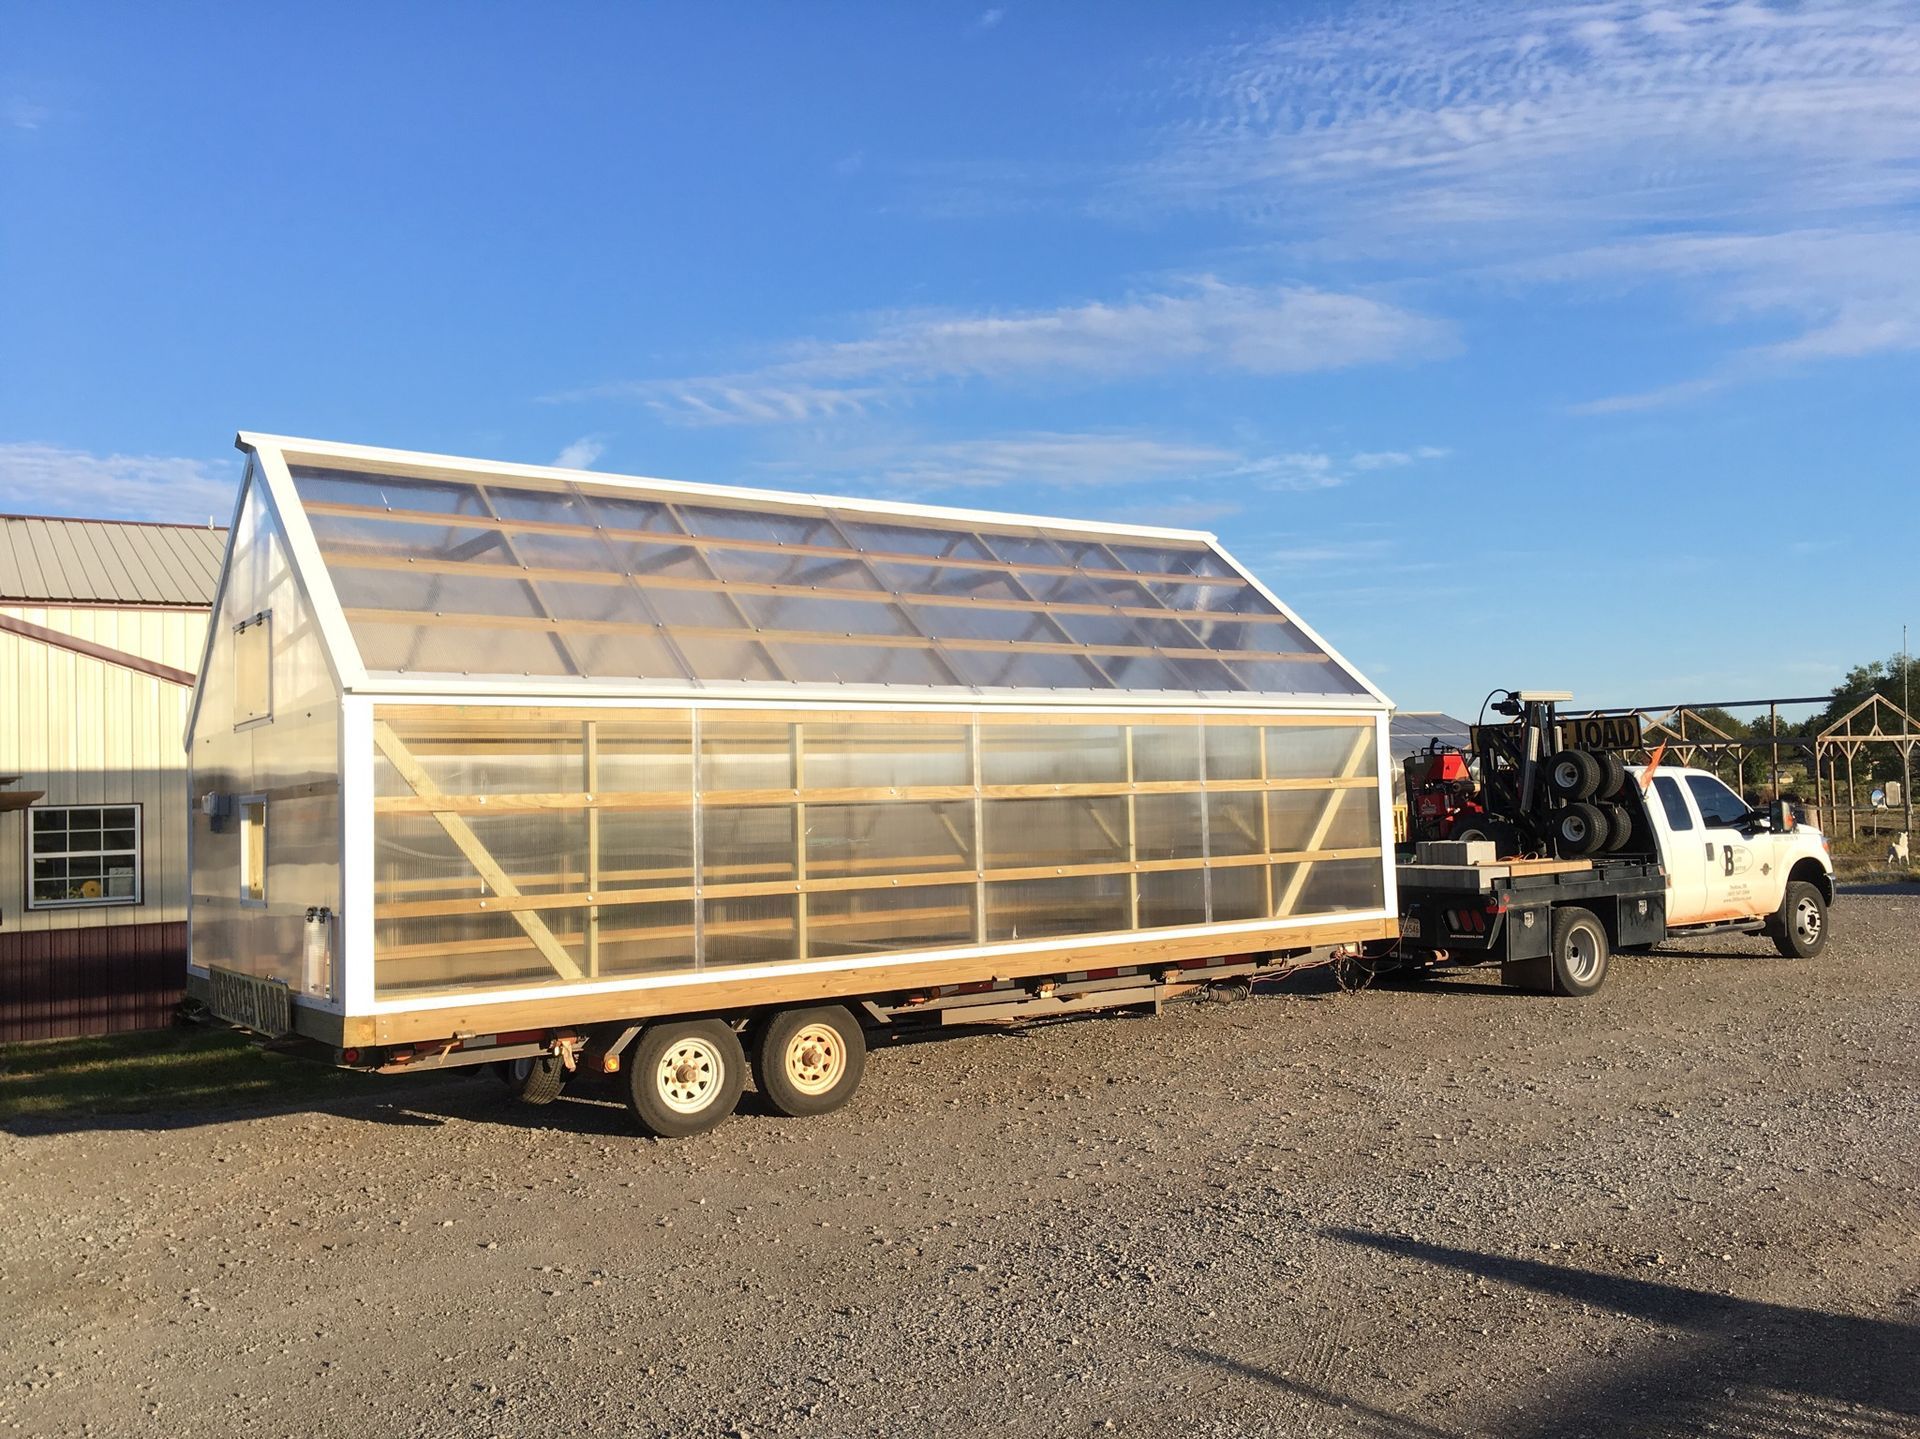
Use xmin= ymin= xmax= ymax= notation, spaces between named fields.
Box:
xmin=496 ymin=1055 xmax=566 ymax=1105
xmin=1546 ymin=750 xmax=1602 ymax=802
xmin=1600 ymin=802 xmax=1633 ymax=852
xmin=1548 ymin=907 xmax=1609 ymax=996
xmin=625 ymin=1020 xmax=745 ymax=1138
xmin=1593 ymin=750 xmax=1628 ymax=801
xmin=1555 ymin=802 xmax=1608 ymax=856
xmin=1766 ymin=880 xmax=1828 ymax=959
xmin=753 ymin=1006 xmax=867 ymax=1118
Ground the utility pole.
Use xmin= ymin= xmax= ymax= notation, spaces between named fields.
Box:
xmin=1905 ymin=623 xmax=1913 ymax=838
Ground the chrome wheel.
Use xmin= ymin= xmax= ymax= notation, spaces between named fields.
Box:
xmin=782 ymin=1023 xmax=845 ymax=1097
xmin=655 ymin=1037 xmax=725 ymax=1115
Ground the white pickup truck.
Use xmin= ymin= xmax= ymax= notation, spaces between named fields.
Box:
xmin=1388 ymin=764 xmax=1837 ymax=996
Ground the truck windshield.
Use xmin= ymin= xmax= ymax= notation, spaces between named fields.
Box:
xmin=1685 ymin=774 xmax=1750 ymax=828
xmin=1652 ymin=776 xmax=1693 ymax=831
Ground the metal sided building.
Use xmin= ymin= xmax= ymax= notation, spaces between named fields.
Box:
xmin=186 ymin=435 xmax=1398 ymax=1050
xmin=0 ymin=515 xmax=226 ymax=1041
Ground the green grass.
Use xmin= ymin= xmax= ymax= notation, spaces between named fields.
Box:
xmin=0 ymin=1026 xmax=385 ymax=1121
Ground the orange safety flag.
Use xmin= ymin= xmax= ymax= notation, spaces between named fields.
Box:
xmin=1639 ymin=741 xmax=1668 ymax=791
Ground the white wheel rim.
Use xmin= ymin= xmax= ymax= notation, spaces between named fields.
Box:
xmin=1793 ymin=898 xmax=1821 ymax=944
xmin=656 ymin=1038 xmax=725 ymax=1114
xmin=1565 ymin=925 xmax=1601 ymax=983
xmin=1554 ymin=761 xmax=1579 ymax=790
xmin=510 ymin=1058 xmax=534 ymax=1083
xmin=783 ymin=1023 xmax=844 ymax=1096
xmin=1564 ymin=815 xmax=1589 ymax=842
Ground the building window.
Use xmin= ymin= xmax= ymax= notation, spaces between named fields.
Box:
xmin=239 ymin=798 xmax=268 ymax=904
xmin=235 ymin=612 xmax=272 ymax=726
xmin=28 ymin=805 xmax=142 ymax=908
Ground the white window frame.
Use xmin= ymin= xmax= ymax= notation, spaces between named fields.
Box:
xmin=238 ymin=794 xmax=269 ymax=907
xmin=234 ymin=610 xmax=274 ymax=729
xmin=26 ymin=803 xmax=144 ymax=910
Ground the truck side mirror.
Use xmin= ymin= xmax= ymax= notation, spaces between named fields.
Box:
xmin=1768 ymin=799 xmax=1795 ymax=833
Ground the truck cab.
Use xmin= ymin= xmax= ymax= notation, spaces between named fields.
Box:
xmin=1635 ymin=765 xmax=1835 ymax=947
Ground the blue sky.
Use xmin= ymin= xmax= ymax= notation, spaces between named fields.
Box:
xmin=3 ymin=1 xmax=1914 ymax=719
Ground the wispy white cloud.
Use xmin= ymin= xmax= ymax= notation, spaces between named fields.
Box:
xmin=753 ymin=430 xmax=1448 ymax=501
xmin=1151 ymin=1 xmax=1920 ymax=242
xmin=5 ymin=98 xmax=51 ymax=131
xmin=0 ymin=443 xmax=236 ymax=523
xmin=551 ymin=434 xmax=608 ymax=469
xmin=1126 ymin=1 xmax=1920 ymax=402
xmin=975 ymin=8 xmax=1005 ymax=31
xmin=567 ymin=279 xmax=1452 ymax=425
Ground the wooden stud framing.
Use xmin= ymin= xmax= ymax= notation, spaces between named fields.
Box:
xmin=297 ymin=496 xmax=1245 ymax=590
xmin=370 ymin=719 xmax=585 ymax=982
xmin=1273 ymin=725 xmax=1377 ymax=917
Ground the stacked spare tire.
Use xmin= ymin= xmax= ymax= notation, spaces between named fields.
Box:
xmin=1546 ymin=748 xmax=1636 ymax=856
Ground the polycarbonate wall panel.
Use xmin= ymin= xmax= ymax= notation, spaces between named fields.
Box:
xmin=287 ymin=458 xmax=1374 ymax=697
xmin=365 ymin=707 xmax=1386 ymax=999
xmin=188 ymin=465 xmax=342 ymax=998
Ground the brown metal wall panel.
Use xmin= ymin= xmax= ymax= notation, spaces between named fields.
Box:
xmin=0 ymin=921 xmax=187 ymax=1042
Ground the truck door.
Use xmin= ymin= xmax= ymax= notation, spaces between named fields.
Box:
xmin=1684 ymin=773 xmax=1765 ymax=922
xmin=1649 ymin=775 xmax=1707 ymax=924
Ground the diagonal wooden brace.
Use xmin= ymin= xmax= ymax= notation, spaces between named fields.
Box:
xmin=373 ymin=720 xmax=585 ymax=982
xmin=1275 ymin=726 xmax=1376 ymax=918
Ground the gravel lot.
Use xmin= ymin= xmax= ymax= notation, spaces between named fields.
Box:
xmin=3 ymin=889 xmax=1916 ymax=1439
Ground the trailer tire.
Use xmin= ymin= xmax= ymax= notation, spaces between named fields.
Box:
xmin=753 ymin=1006 xmax=867 ymax=1118
xmin=1601 ymin=801 xmax=1633 ymax=852
xmin=1556 ymin=802 xmax=1608 ymax=856
xmin=1766 ymin=880 xmax=1828 ymax=959
xmin=625 ymin=1020 xmax=745 ymax=1138
xmin=1593 ymin=750 xmax=1628 ymax=800
xmin=1546 ymin=749 xmax=1603 ymax=802
xmin=496 ymin=1055 xmax=566 ymax=1105
xmin=1549 ymin=907 xmax=1609 ymax=996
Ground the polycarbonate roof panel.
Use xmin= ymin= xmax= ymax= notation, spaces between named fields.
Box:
xmin=277 ymin=451 xmax=1374 ymax=699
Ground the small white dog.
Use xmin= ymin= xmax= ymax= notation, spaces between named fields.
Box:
xmin=1890 ymin=831 xmax=1912 ymax=866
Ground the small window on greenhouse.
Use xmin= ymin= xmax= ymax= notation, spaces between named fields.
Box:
xmin=239 ymin=798 xmax=268 ymax=905
xmin=28 ymin=805 xmax=142 ymax=909
xmin=234 ymin=612 xmax=272 ymax=726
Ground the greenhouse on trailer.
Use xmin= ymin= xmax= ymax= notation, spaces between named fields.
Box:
xmin=186 ymin=434 xmax=1397 ymax=1051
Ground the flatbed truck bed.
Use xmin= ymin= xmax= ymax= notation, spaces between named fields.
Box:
xmin=1386 ymin=849 xmax=1669 ymax=995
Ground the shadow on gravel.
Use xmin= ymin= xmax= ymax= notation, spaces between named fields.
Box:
xmin=1319 ymin=1229 xmax=1920 ymax=1437
xmin=1178 ymin=1347 xmax=1454 ymax=1438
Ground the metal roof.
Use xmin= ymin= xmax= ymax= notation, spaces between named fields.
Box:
xmin=0 ymin=515 xmax=226 ymax=607
xmin=1389 ymin=710 xmax=1473 ymax=760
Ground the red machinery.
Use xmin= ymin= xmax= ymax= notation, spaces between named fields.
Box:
xmin=1404 ymin=742 xmax=1485 ymax=843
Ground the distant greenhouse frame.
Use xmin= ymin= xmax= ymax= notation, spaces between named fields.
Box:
xmin=185 ymin=434 xmax=1398 ymax=1047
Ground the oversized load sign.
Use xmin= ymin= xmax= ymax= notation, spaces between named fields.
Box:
xmin=1557 ymin=715 xmax=1643 ymax=753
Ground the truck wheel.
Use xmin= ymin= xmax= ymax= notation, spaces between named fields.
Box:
xmin=625 ymin=1020 xmax=745 ymax=1138
xmin=495 ymin=1055 xmax=566 ymax=1105
xmin=1601 ymin=802 xmax=1633 ymax=852
xmin=752 ymin=1006 xmax=867 ymax=1118
xmin=1549 ymin=907 xmax=1609 ymax=996
xmin=1767 ymin=880 xmax=1828 ymax=959
xmin=1556 ymin=802 xmax=1607 ymax=856
xmin=1593 ymin=751 xmax=1628 ymax=801
xmin=1546 ymin=750 xmax=1602 ymax=802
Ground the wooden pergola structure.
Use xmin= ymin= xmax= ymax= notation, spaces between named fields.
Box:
xmin=1813 ymin=694 xmax=1917 ymax=841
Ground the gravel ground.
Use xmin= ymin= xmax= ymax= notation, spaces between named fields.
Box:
xmin=2 ymin=890 xmax=1916 ymax=1439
